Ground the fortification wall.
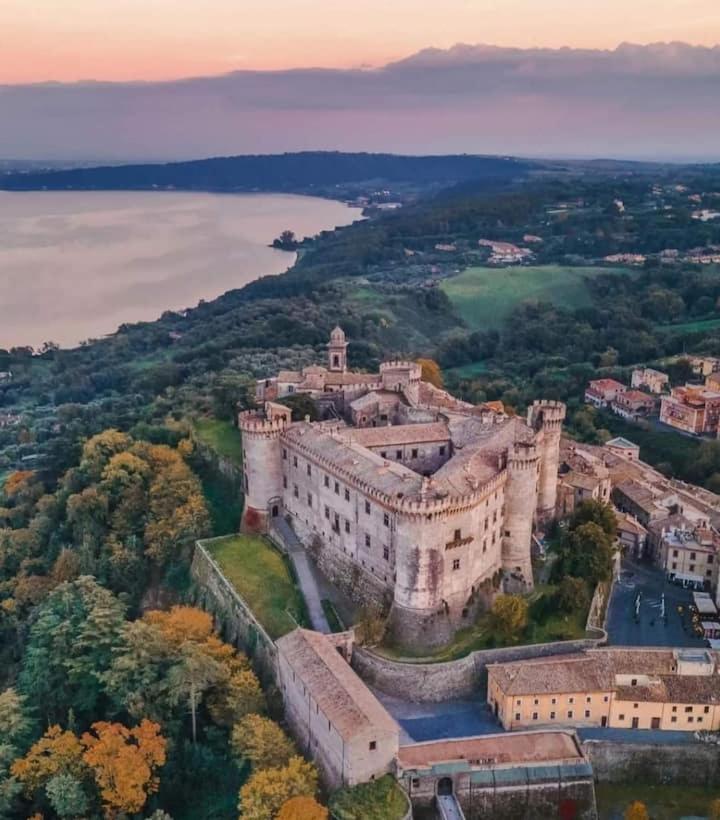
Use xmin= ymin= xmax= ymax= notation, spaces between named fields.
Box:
xmin=190 ymin=539 xmax=278 ymax=685
xmin=583 ymin=740 xmax=720 ymax=785
xmin=352 ymin=638 xmax=601 ymax=702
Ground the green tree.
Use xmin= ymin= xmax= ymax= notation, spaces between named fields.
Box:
xmin=490 ymin=595 xmax=528 ymax=641
xmin=569 ymin=499 xmax=616 ymax=537
xmin=45 ymin=773 xmax=90 ymax=818
xmin=231 ymin=714 xmax=296 ymax=770
xmin=556 ymin=576 xmax=591 ymax=614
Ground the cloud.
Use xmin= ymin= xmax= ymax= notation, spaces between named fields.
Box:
xmin=1 ymin=42 xmax=719 ymax=161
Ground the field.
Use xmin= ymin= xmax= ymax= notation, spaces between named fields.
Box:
xmin=595 ymin=783 xmax=719 ymax=819
xmin=193 ymin=418 xmax=243 ymax=466
xmin=441 ymin=265 xmax=629 ymax=329
xmin=205 ymin=535 xmax=307 ymax=638
xmin=661 ymin=317 xmax=720 ymax=335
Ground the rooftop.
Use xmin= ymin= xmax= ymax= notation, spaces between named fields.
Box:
xmin=276 ymin=628 xmax=398 ymax=742
xmin=344 ymin=422 xmax=450 ymax=449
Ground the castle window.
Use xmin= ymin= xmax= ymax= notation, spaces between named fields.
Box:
xmin=709 ymin=555 xmax=714 ymax=564
xmin=283 ymin=476 xmax=287 ymax=489
xmin=282 ymin=448 xmax=287 ymax=460
xmin=293 ymin=456 xmax=297 ymax=467
xmin=568 ymin=710 xmax=574 ymax=719
xmin=344 ymin=488 xmax=350 ymax=501
xmin=690 ymin=551 xmax=697 ymax=560
xmin=454 ymin=529 xmax=461 ymax=541
xmin=532 ymin=712 xmax=538 ymax=721
xmin=307 ymin=464 xmax=311 ymax=476
xmin=685 ymin=706 xmax=693 ymax=713
xmin=365 ymin=534 xmax=371 ymax=548
xmin=493 ymin=511 xmax=497 ymax=523
xmin=689 ymin=564 xmax=696 ymax=572
xmin=324 ymin=506 xmax=330 ymax=520
xmin=324 ymin=475 xmax=330 ymax=488
xmin=484 ymin=518 xmax=489 ymax=531
xmin=381 ymin=451 xmax=387 ymax=459
xmin=383 ymin=547 xmax=389 ymax=561
xmin=307 ymin=493 xmax=312 ymax=507
xmin=345 ymin=520 xmax=350 ymax=534
xmin=550 ymin=711 xmax=556 ymax=720
xmin=334 ymin=481 xmax=339 ymax=495
xmin=293 ymin=485 xmax=299 ymax=498
xmin=631 ymin=679 xmax=637 ymax=686
xmin=673 ymin=550 xmax=678 ymax=557
xmin=412 ymin=448 xmax=418 ymax=459
xmin=618 ymin=714 xmax=625 ymax=720
xmin=452 ymin=559 xmax=460 ymax=571
xmin=688 ymin=716 xmax=694 ymax=723
xmin=369 ymin=741 xmax=376 ymax=751
xmin=586 ymin=696 xmax=592 ymax=703
xmin=365 ymin=501 xmax=371 ymax=515
xmin=515 ymin=713 xmax=521 ymax=721
xmin=396 ymin=450 xmax=402 ymax=460
xmin=585 ymin=710 xmax=591 ymax=718
xmin=504 ymin=530 xmax=510 ymax=537
xmin=568 ymin=697 xmax=574 ymax=704
xmin=383 ymin=513 xmax=390 ymax=527
xmin=483 ymin=540 xmax=487 ymax=553
xmin=439 ymin=446 xmax=446 ymax=456
xmin=672 ymin=706 xmax=677 ymax=713
xmin=671 ymin=716 xmax=677 ymax=723
xmin=551 ymin=698 xmax=557 ymax=705
xmin=705 ymin=706 xmax=710 ymax=714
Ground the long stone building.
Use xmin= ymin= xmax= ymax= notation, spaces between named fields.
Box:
xmin=240 ymin=327 xmax=565 ymax=649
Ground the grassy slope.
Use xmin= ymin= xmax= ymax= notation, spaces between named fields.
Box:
xmin=441 ymin=265 xmax=630 ymax=330
xmin=595 ymin=783 xmax=718 ymax=820
xmin=193 ymin=418 xmax=243 ymax=466
xmin=205 ymin=535 xmax=307 ymax=638
xmin=330 ymin=775 xmax=409 ymax=820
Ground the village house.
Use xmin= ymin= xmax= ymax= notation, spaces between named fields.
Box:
xmin=584 ymin=378 xmax=626 ymax=408
xmin=556 ymin=442 xmax=611 ymax=517
xmin=488 ymin=648 xmax=720 ymax=733
xmin=611 ymin=389 xmax=656 ymax=421
xmin=656 ymin=523 xmax=719 ymax=589
xmin=631 ymin=368 xmax=669 ymax=395
xmin=605 ymin=437 xmax=640 ymax=461
xmin=660 ymin=384 xmax=720 ymax=435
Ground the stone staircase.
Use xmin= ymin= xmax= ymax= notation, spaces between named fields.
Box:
xmin=271 ymin=516 xmax=331 ymax=634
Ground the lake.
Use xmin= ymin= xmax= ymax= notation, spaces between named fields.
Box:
xmin=0 ymin=191 xmax=362 ymax=349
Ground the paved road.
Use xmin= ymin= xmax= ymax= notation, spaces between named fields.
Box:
xmin=437 ymin=794 xmax=466 ymax=820
xmin=271 ymin=518 xmax=331 ymax=634
xmin=605 ymin=560 xmax=706 ymax=648
xmin=373 ymin=690 xmax=499 ymax=744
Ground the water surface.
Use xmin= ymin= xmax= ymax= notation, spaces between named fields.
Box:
xmin=0 ymin=191 xmax=361 ymax=349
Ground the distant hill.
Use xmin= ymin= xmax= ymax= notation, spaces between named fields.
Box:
xmin=0 ymin=151 xmax=533 ymax=195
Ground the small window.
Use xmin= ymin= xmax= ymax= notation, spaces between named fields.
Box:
xmin=369 ymin=740 xmax=377 ymax=751
xmin=671 ymin=716 xmax=677 ymax=723
xmin=383 ymin=547 xmax=389 ymax=561
xmin=704 ymin=706 xmax=710 ymax=714
xmin=585 ymin=710 xmax=590 ymax=718
xmin=383 ymin=513 xmax=390 ymax=527
xmin=293 ymin=455 xmax=298 ymax=467
xmin=452 ymin=559 xmax=460 ymax=571
xmin=619 ymin=714 xmax=625 ymax=720
xmin=307 ymin=464 xmax=311 ymax=476
xmin=344 ymin=488 xmax=350 ymax=502
xmin=672 ymin=706 xmax=677 ymax=713
xmin=439 ymin=445 xmax=446 ymax=456
xmin=324 ymin=506 xmax=330 ymax=519
xmin=307 ymin=493 xmax=312 ymax=507
xmin=334 ymin=481 xmax=339 ymax=495
xmin=293 ymin=484 xmax=299 ymax=498
xmin=395 ymin=449 xmax=402 ymax=460
xmin=567 ymin=710 xmax=574 ymax=719
xmin=551 ymin=698 xmax=557 ymax=705
xmin=283 ymin=476 xmax=287 ymax=489
xmin=586 ymin=696 xmax=592 ymax=703
xmin=673 ymin=550 xmax=678 ymax=557
xmin=568 ymin=697 xmax=574 ymax=705
xmin=324 ymin=475 xmax=330 ymax=488
xmin=603 ymin=695 xmax=609 ymax=703
xmin=345 ymin=520 xmax=350 ymax=534
xmin=365 ymin=534 xmax=371 ymax=548
xmin=688 ymin=716 xmax=694 ymax=723
xmin=533 ymin=699 xmax=539 ymax=706
xmin=411 ymin=448 xmax=418 ymax=459
xmin=412 ymin=778 xmax=420 ymax=788
xmin=631 ymin=679 xmax=637 ymax=686
xmin=454 ymin=528 xmax=462 ymax=541
xmin=282 ymin=448 xmax=287 ymax=460
xmin=515 ymin=712 xmax=521 ymax=721
xmin=550 ymin=711 xmax=555 ymax=719
xmin=532 ymin=712 xmax=538 ymax=720
xmin=685 ymin=706 xmax=693 ymax=713
xmin=365 ymin=500 xmax=371 ymax=515
xmin=380 ymin=451 xmax=387 ymax=459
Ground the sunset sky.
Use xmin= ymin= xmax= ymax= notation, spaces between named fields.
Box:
xmin=2 ymin=0 xmax=719 ymax=83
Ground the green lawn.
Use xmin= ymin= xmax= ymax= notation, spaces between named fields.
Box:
xmin=660 ymin=317 xmax=720 ymax=335
xmin=204 ymin=535 xmax=307 ymax=638
xmin=596 ymin=783 xmax=719 ymax=820
xmin=193 ymin=418 xmax=243 ymax=466
xmin=330 ymin=775 xmax=410 ymax=820
xmin=441 ymin=265 xmax=630 ymax=330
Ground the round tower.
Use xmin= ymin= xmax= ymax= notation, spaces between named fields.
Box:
xmin=502 ymin=441 xmax=539 ymax=587
xmin=527 ymin=400 xmax=566 ymax=522
xmin=327 ymin=326 xmax=348 ymax=373
xmin=238 ymin=403 xmax=290 ymax=533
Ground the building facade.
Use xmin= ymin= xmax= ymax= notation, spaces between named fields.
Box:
xmin=241 ymin=327 xmax=566 ymax=649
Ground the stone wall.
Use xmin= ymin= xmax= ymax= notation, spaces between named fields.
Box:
xmin=583 ymin=740 xmax=720 ymax=786
xmin=352 ymin=638 xmax=602 ymax=703
xmin=191 ymin=539 xmax=278 ymax=684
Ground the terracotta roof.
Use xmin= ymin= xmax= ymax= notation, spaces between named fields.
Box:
xmin=488 ymin=655 xmax=613 ymax=696
xmin=277 ymin=370 xmax=303 ymax=382
xmin=345 ymin=422 xmax=450 ymax=449
xmin=276 ymin=629 xmax=398 ymax=741
xmin=397 ymin=731 xmax=582 ymax=770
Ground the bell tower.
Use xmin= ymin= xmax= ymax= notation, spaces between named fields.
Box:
xmin=327 ymin=326 xmax=348 ymax=373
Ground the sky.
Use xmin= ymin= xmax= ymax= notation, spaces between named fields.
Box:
xmin=1 ymin=0 xmax=719 ymax=83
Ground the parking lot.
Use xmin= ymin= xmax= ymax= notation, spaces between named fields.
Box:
xmin=605 ymin=560 xmax=708 ymax=648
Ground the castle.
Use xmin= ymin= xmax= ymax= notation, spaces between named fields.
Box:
xmin=240 ymin=327 xmax=565 ymax=648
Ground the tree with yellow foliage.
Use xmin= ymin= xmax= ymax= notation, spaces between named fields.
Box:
xmin=416 ymin=358 xmax=443 ymax=388
xmin=708 ymin=798 xmax=720 ymax=820
xmin=11 ymin=725 xmax=87 ymax=795
xmin=624 ymin=801 xmax=649 ymax=820
xmin=239 ymin=756 xmax=319 ymax=820
xmin=231 ymin=714 xmax=295 ymax=770
xmin=277 ymin=795 xmax=328 ymax=820
xmin=81 ymin=719 xmax=166 ymax=817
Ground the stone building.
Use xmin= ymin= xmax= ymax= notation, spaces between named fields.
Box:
xmin=631 ymin=367 xmax=669 ymax=394
xmin=488 ymin=647 xmax=720 ymax=733
xmin=241 ymin=327 xmax=566 ymax=649
xmin=275 ymin=628 xmax=399 ymax=788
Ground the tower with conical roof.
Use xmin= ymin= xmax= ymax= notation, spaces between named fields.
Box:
xmin=327 ymin=326 xmax=348 ymax=373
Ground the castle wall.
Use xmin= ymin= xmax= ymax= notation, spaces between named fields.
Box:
xmin=502 ymin=443 xmax=538 ymax=587
xmin=361 ymin=438 xmax=451 ymax=476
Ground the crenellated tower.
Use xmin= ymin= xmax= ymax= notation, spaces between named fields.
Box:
xmin=527 ymin=400 xmax=566 ymax=522
xmin=502 ymin=441 xmax=539 ymax=588
xmin=238 ymin=401 xmax=291 ymax=533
